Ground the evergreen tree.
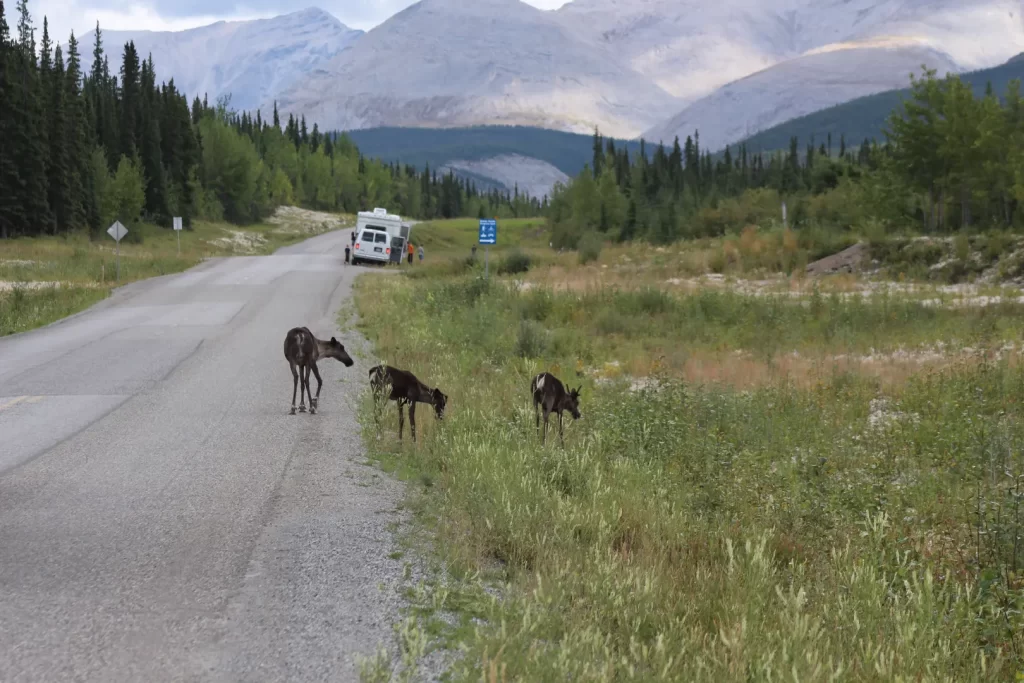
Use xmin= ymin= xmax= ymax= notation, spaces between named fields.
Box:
xmin=10 ymin=0 xmax=52 ymax=235
xmin=47 ymin=42 xmax=71 ymax=233
xmin=65 ymin=31 xmax=92 ymax=231
xmin=0 ymin=0 xmax=22 ymax=238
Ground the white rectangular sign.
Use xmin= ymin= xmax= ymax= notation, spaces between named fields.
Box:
xmin=106 ymin=221 xmax=128 ymax=242
xmin=173 ymin=217 xmax=183 ymax=231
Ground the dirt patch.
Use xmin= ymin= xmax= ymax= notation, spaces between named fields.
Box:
xmin=267 ymin=206 xmax=353 ymax=235
xmin=806 ymin=242 xmax=870 ymax=276
xmin=210 ymin=230 xmax=268 ymax=254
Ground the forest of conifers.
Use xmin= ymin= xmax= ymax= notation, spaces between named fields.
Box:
xmin=549 ymin=69 xmax=1024 ymax=247
xmin=0 ymin=0 xmax=542 ymax=240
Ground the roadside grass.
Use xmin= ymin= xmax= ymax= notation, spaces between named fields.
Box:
xmin=353 ymin=271 xmax=1024 ymax=681
xmin=0 ymin=285 xmax=109 ymax=337
xmin=0 ymin=207 xmax=352 ymax=336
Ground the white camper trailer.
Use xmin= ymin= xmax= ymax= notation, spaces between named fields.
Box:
xmin=352 ymin=208 xmax=409 ymax=266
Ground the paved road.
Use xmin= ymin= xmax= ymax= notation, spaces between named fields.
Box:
xmin=0 ymin=231 xmax=408 ymax=681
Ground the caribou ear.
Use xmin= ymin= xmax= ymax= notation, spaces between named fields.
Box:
xmin=331 ymin=337 xmax=338 ymax=343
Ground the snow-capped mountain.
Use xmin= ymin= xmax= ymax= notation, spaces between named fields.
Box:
xmin=88 ymin=8 xmax=363 ymax=113
xmin=269 ymin=0 xmax=680 ymax=140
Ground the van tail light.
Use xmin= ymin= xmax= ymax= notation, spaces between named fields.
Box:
xmin=386 ymin=248 xmax=391 ymax=255
xmin=355 ymin=243 xmax=360 ymax=249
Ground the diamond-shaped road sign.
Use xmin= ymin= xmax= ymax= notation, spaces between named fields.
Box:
xmin=106 ymin=221 xmax=128 ymax=242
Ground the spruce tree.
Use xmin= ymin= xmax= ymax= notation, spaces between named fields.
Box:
xmin=47 ymin=42 xmax=71 ymax=233
xmin=119 ymin=41 xmax=140 ymax=160
xmin=0 ymin=0 xmax=22 ymax=238
xmin=65 ymin=31 xmax=92 ymax=231
xmin=11 ymin=0 xmax=52 ymax=235
xmin=139 ymin=55 xmax=167 ymax=222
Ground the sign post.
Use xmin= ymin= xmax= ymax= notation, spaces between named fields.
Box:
xmin=106 ymin=221 xmax=128 ymax=281
xmin=478 ymin=218 xmax=497 ymax=279
xmin=173 ymin=216 xmax=183 ymax=255
xmin=782 ymin=201 xmax=788 ymax=228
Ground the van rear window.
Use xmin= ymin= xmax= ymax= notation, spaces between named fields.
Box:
xmin=374 ymin=233 xmax=387 ymax=243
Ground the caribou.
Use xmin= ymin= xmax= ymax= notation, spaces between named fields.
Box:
xmin=283 ymin=327 xmax=354 ymax=415
xmin=531 ymin=372 xmax=581 ymax=446
xmin=369 ymin=365 xmax=447 ymax=441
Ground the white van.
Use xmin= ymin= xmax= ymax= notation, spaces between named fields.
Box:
xmin=352 ymin=208 xmax=404 ymax=265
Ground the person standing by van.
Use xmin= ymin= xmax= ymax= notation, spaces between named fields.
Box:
xmin=407 ymin=241 xmax=414 ymax=265
xmin=418 ymin=245 xmax=424 ymax=263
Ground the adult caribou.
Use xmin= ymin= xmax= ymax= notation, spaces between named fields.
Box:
xmin=531 ymin=372 xmax=582 ymax=447
xmin=283 ymin=327 xmax=354 ymax=415
xmin=369 ymin=365 xmax=447 ymax=441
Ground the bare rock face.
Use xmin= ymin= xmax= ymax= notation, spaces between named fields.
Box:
xmin=87 ymin=8 xmax=363 ymax=114
xmin=441 ymin=155 xmax=570 ymax=201
xmin=643 ymin=44 xmax=960 ymax=151
xmin=269 ymin=0 xmax=682 ymax=140
xmin=641 ymin=0 xmax=1024 ymax=150
xmin=806 ymin=242 xmax=870 ymax=276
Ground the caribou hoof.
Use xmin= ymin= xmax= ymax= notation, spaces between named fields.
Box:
xmin=299 ymin=405 xmax=307 ymax=413
xmin=310 ymin=407 xmax=317 ymax=415
xmin=289 ymin=407 xmax=297 ymax=415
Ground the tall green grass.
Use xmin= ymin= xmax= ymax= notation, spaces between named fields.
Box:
xmin=0 ymin=286 xmax=107 ymax=336
xmin=355 ymin=274 xmax=1024 ymax=681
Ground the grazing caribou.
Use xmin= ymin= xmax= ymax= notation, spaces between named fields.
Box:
xmin=531 ymin=372 xmax=581 ymax=446
xmin=283 ymin=327 xmax=354 ymax=415
xmin=369 ymin=365 xmax=447 ymax=441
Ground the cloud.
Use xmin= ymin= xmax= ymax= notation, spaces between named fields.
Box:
xmin=12 ymin=0 xmax=570 ymax=48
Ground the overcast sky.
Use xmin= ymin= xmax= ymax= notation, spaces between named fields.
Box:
xmin=17 ymin=0 xmax=569 ymax=51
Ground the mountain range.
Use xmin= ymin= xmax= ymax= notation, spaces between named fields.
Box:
xmin=82 ymin=0 xmax=1024 ymax=197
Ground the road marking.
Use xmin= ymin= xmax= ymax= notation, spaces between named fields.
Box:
xmin=0 ymin=395 xmax=44 ymax=412
xmin=0 ymin=396 xmax=28 ymax=411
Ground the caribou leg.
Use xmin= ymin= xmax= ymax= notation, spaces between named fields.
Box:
xmin=403 ymin=401 xmax=411 ymax=444
xmin=542 ymin=408 xmax=550 ymax=446
xmin=289 ymin=362 xmax=299 ymax=415
xmin=559 ymin=412 xmax=565 ymax=448
xmin=298 ymin=364 xmax=308 ymax=413
xmin=310 ymin=362 xmax=324 ymax=414
xmin=397 ymin=401 xmax=405 ymax=440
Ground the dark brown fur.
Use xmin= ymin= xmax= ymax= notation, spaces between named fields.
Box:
xmin=369 ymin=365 xmax=447 ymax=441
xmin=283 ymin=327 xmax=354 ymax=414
xmin=531 ymin=372 xmax=581 ymax=446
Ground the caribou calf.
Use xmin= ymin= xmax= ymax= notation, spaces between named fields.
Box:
xmin=531 ymin=372 xmax=581 ymax=446
xmin=369 ymin=365 xmax=447 ymax=441
xmin=283 ymin=327 xmax=354 ymax=415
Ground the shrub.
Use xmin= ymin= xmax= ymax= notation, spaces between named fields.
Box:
xmin=514 ymin=319 xmax=548 ymax=358
xmin=498 ymin=250 xmax=532 ymax=275
xmin=578 ymin=231 xmax=603 ymax=265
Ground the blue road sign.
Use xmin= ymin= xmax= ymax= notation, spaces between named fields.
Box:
xmin=478 ymin=219 xmax=497 ymax=245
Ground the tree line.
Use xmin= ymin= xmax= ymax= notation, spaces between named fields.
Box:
xmin=549 ymin=68 xmax=1024 ymax=246
xmin=0 ymin=0 xmax=541 ymax=240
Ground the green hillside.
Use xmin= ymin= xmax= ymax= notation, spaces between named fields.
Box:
xmin=735 ymin=55 xmax=1024 ymax=154
xmin=343 ymin=125 xmax=646 ymax=177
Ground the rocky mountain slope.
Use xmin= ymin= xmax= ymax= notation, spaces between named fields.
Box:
xmin=89 ymin=8 xmax=363 ymax=113
xmin=642 ymin=0 xmax=1024 ymax=150
xmin=269 ymin=0 xmax=680 ymax=140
